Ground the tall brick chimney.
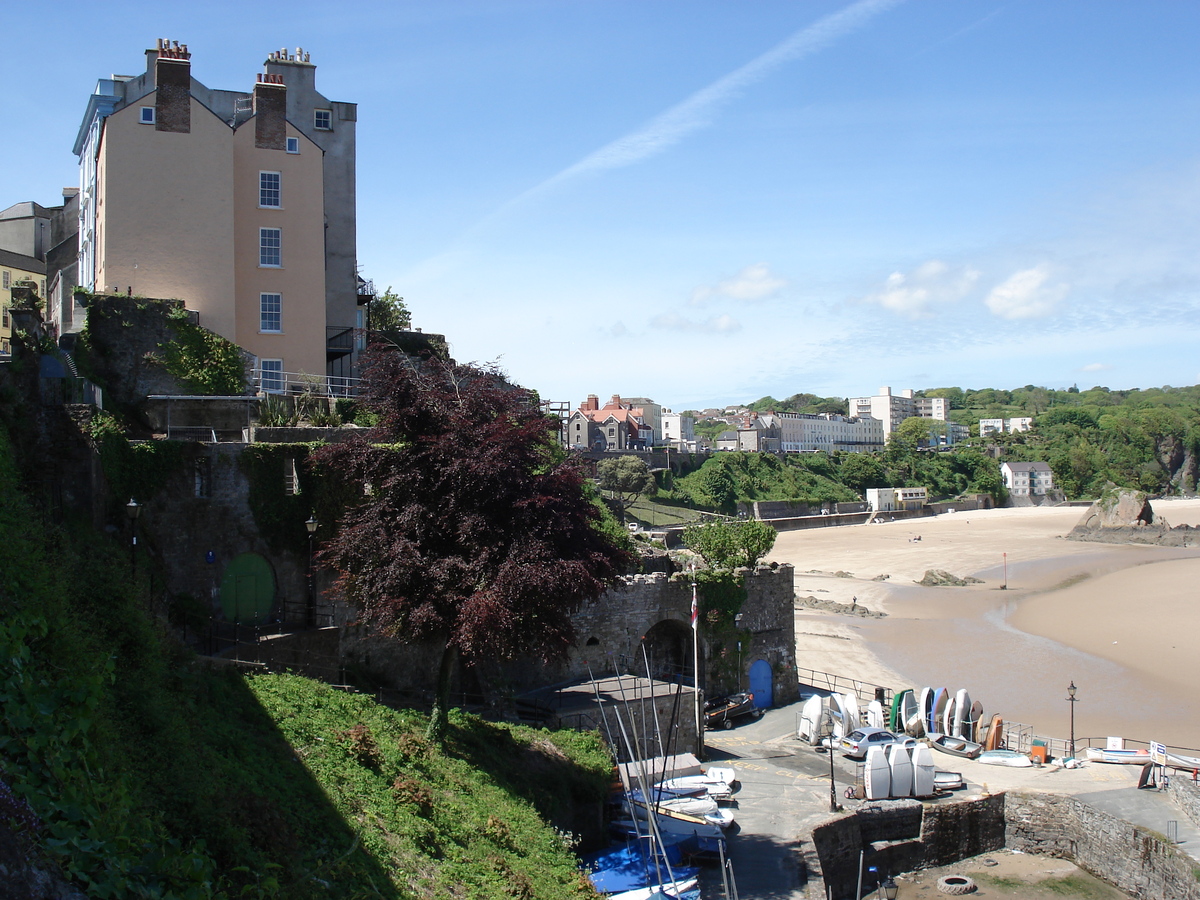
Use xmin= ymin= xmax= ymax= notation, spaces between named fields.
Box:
xmin=253 ymin=73 xmax=287 ymax=150
xmin=153 ymin=39 xmax=191 ymax=134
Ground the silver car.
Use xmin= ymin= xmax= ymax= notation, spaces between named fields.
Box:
xmin=840 ymin=727 xmax=898 ymax=759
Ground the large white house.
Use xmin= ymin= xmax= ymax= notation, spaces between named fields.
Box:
xmin=981 ymin=417 xmax=1033 ymax=436
xmin=660 ymin=409 xmax=696 ymax=451
xmin=1000 ymin=461 xmax=1054 ymax=497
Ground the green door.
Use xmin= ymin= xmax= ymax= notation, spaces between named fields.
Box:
xmin=219 ymin=553 xmax=276 ymax=625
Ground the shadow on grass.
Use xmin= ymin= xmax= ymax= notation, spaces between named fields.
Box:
xmin=123 ymin=665 xmax=403 ymax=898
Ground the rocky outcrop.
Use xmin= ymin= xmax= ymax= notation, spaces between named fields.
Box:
xmin=916 ymin=570 xmax=985 ymax=587
xmin=1076 ymin=489 xmax=1154 ymax=528
xmin=1067 ymin=490 xmax=1194 ymax=546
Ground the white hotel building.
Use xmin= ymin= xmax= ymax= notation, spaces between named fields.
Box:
xmin=776 ymin=412 xmax=885 ymax=454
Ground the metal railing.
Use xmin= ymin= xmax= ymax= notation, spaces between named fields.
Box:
xmin=252 ymin=366 xmax=360 ymax=398
xmin=796 ymin=667 xmax=893 ymax=709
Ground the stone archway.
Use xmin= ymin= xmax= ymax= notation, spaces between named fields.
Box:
xmin=641 ymin=619 xmax=701 ymax=684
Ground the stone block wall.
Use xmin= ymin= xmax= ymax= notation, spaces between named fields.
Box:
xmin=135 ymin=442 xmax=308 ymax=626
xmin=1006 ymin=791 xmax=1200 ymax=900
xmin=1169 ymin=770 xmax=1200 ymax=830
xmin=805 ymin=795 xmax=1005 ymax=899
xmin=340 ymin=565 xmax=798 ymax=713
xmin=804 ymin=791 xmax=1200 ymax=900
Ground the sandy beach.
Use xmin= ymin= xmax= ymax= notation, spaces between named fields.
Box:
xmin=768 ymin=499 xmax=1200 ymax=752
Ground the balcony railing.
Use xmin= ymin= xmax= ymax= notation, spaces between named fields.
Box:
xmin=252 ymin=366 xmax=360 ymax=398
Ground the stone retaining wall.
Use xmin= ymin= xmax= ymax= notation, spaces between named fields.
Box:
xmin=1005 ymin=791 xmax=1200 ymax=900
xmin=1169 ymin=770 xmax=1200 ymax=830
xmin=804 ymin=795 xmax=1005 ymax=899
xmin=801 ymin=791 xmax=1200 ymax=900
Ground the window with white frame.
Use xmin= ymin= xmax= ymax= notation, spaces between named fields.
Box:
xmin=260 ymin=293 xmax=282 ymax=332
xmin=286 ymin=136 xmax=300 ymax=153
xmin=140 ymin=107 xmax=155 ymax=124
xmin=259 ymin=172 xmax=281 ymax=208
xmin=1 ymin=271 xmax=9 ymax=289
xmin=259 ymin=228 xmax=281 ymax=267
xmin=260 ymin=359 xmax=284 ymax=393
xmin=314 ymin=109 xmax=332 ymax=130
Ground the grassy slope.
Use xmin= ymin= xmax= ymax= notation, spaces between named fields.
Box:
xmin=0 ymin=426 xmax=609 ymax=899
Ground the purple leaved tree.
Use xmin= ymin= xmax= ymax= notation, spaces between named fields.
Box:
xmin=314 ymin=351 xmax=634 ymax=740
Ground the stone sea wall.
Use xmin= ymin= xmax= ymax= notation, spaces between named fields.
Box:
xmin=1005 ymin=791 xmax=1200 ymax=900
xmin=802 ymin=790 xmax=1200 ymax=900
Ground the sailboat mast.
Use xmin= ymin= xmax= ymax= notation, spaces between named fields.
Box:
xmin=691 ymin=569 xmax=702 ymax=757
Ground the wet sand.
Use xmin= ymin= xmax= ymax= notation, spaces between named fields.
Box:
xmin=770 ymin=500 xmax=1200 ymax=751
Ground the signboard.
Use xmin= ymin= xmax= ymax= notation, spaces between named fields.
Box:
xmin=1150 ymin=741 xmax=1167 ymax=765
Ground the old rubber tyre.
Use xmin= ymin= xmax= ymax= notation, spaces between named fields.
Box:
xmin=723 ymin=719 xmax=734 ymax=730
xmin=937 ymin=875 xmax=976 ymax=895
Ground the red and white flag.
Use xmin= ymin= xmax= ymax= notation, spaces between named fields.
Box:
xmin=691 ymin=583 xmax=698 ymax=630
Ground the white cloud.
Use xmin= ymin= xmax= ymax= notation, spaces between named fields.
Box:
xmin=608 ymin=321 xmax=629 ymax=337
xmin=650 ymin=312 xmax=742 ymax=334
xmin=985 ymin=264 xmax=1068 ymax=319
xmin=692 ymin=263 xmax=788 ymax=306
xmin=859 ymin=259 xmax=980 ymax=318
xmin=1080 ymin=362 xmax=1111 ymax=372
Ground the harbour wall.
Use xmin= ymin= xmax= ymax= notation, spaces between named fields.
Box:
xmin=1168 ymin=770 xmax=1200 ymax=830
xmin=801 ymin=790 xmax=1200 ymax=900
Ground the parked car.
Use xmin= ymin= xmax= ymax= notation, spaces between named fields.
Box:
xmin=840 ymin=727 xmax=898 ymax=759
xmin=704 ymin=692 xmax=762 ymax=730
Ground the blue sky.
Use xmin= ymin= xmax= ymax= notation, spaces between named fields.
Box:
xmin=5 ymin=1 xmax=1199 ymax=410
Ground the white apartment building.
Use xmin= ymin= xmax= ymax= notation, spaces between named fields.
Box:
xmin=848 ymin=387 xmax=948 ymax=434
xmin=776 ymin=412 xmax=884 ymax=453
xmin=1000 ymin=461 xmax=1054 ymax=497
xmin=660 ymin=409 xmax=696 ymax=451
xmin=981 ymin=417 xmax=1034 ymax=436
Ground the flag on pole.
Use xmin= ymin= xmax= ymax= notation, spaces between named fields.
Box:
xmin=691 ymin=583 xmax=698 ymax=630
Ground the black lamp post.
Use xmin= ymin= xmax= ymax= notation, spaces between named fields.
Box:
xmin=305 ymin=515 xmax=318 ymax=628
xmin=125 ymin=498 xmax=141 ymax=575
xmin=880 ymin=875 xmax=898 ymax=899
xmin=822 ymin=708 xmax=841 ymax=813
xmin=1067 ymin=681 xmax=1078 ymax=760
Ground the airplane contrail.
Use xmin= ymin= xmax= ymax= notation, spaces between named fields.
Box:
xmin=486 ymin=0 xmax=904 ymax=220
xmin=401 ymin=0 xmax=905 ymax=281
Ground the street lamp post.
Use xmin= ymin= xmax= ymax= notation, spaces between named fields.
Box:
xmin=305 ymin=515 xmax=318 ymax=628
xmin=821 ymin=709 xmax=842 ymax=813
xmin=125 ymin=498 xmax=141 ymax=575
xmin=1067 ymin=681 xmax=1078 ymax=760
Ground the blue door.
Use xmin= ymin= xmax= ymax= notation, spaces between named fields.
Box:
xmin=748 ymin=659 xmax=773 ymax=709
